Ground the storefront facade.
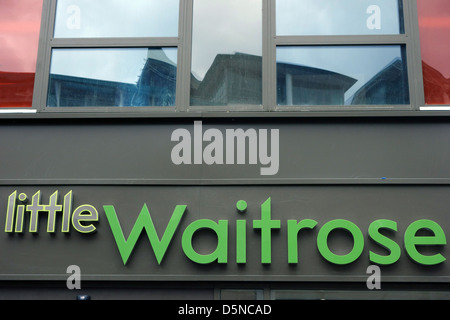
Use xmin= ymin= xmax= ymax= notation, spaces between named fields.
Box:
xmin=1 ymin=0 xmax=450 ymax=300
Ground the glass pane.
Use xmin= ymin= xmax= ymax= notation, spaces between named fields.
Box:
xmin=47 ymin=48 xmax=177 ymax=107
xmin=190 ymin=0 xmax=262 ymax=106
xmin=54 ymin=0 xmax=179 ymax=38
xmin=276 ymin=0 xmax=403 ymax=35
xmin=417 ymin=0 xmax=450 ymax=105
xmin=277 ymin=46 xmax=409 ymax=106
xmin=0 ymin=0 xmax=43 ymax=108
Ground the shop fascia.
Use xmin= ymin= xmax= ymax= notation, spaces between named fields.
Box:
xmin=4 ymin=190 xmax=447 ymax=267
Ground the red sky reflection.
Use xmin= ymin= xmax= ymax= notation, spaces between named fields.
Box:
xmin=417 ymin=0 xmax=450 ymax=104
xmin=0 ymin=0 xmax=43 ymax=107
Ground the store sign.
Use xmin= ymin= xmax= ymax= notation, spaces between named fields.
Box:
xmin=3 ymin=190 xmax=447 ymax=269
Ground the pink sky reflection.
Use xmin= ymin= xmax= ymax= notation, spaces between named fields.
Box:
xmin=0 ymin=0 xmax=43 ymax=73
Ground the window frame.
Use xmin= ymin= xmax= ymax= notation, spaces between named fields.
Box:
xmin=22 ymin=0 xmax=450 ymax=117
xmin=34 ymin=0 xmax=188 ymax=113
xmin=415 ymin=0 xmax=450 ymax=110
xmin=186 ymin=0 xmax=269 ymax=112
xmin=271 ymin=0 xmax=418 ymax=112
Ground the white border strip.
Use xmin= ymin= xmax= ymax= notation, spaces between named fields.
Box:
xmin=420 ymin=106 xmax=450 ymax=111
xmin=0 ymin=109 xmax=37 ymax=114
xmin=1 ymin=107 xmax=449 ymax=113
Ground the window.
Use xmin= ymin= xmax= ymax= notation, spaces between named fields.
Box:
xmin=46 ymin=0 xmax=180 ymax=108
xmin=53 ymin=0 xmax=179 ymax=38
xmin=276 ymin=0 xmax=403 ymax=36
xmin=47 ymin=48 xmax=177 ymax=107
xmin=190 ymin=0 xmax=263 ymax=107
xmin=0 ymin=0 xmax=43 ymax=108
xmin=277 ymin=46 xmax=409 ymax=106
xmin=275 ymin=0 xmax=410 ymax=108
xmin=417 ymin=0 xmax=450 ymax=105
xmin=23 ymin=0 xmax=441 ymax=114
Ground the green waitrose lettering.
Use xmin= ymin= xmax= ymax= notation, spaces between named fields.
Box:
xmin=103 ymin=197 xmax=447 ymax=266
xmin=4 ymin=191 xmax=447 ymax=266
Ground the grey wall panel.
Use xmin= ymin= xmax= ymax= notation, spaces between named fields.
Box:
xmin=0 ymin=119 xmax=448 ymax=184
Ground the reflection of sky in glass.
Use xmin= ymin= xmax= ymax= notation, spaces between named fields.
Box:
xmin=54 ymin=0 xmax=179 ymax=38
xmin=191 ymin=0 xmax=262 ymax=80
xmin=277 ymin=46 xmax=404 ymax=100
xmin=277 ymin=0 xmax=401 ymax=35
xmin=50 ymin=48 xmax=178 ymax=84
xmin=0 ymin=0 xmax=43 ymax=72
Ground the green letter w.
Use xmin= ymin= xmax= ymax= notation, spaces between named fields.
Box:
xmin=104 ymin=204 xmax=186 ymax=265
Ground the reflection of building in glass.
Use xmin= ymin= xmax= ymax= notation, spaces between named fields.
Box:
xmin=421 ymin=61 xmax=450 ymax=105
xmin=47 ymin=74 xmax=136 ymax=107
xmin=132 ymin=49 xmax=177 ymax=106
xmin=47 ymin=50 xmax=410 ymax=107
xmin=0 ymin=71 xmax=35 ymax=107
xmin=191 ymin=52 xmax=410 ymax=107
xmin=190 ymin=53 xmax=262 ymax=106
xmin=277 ymin=62 xmax=357 ymax=106
xmin=47 ymin=48 xmax=177 ymax=107
xmin=348 ymin=58 xmax=410 ymax=105
xmin=190 ymin=52 xmax=359 ymax=106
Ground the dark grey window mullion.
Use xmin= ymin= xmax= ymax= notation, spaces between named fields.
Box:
xmin=265 ymin=0 xmax=277 ymax=110
xmin=49 ymin=38 xmax=180 ymax=48
xmin=40 ymin=0 xmax=57 ymax=111
xmin=32 ymin=0 xmax=55 ymax=112
xmin=404 ymin=0 xmax=425 ymax=109
xmin=275 ymin=34 xmax=409 ymax=46
xmin=177 ymin=0 xmax=193 ymax=112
